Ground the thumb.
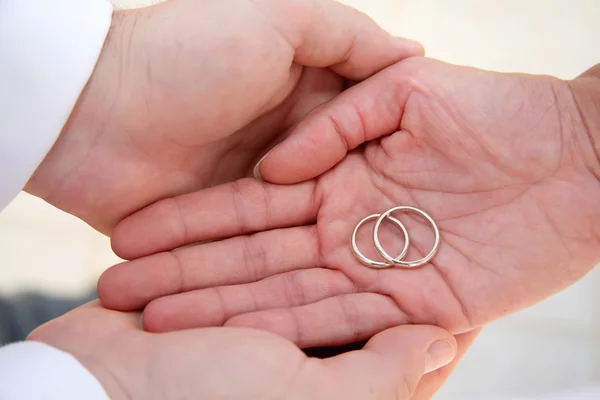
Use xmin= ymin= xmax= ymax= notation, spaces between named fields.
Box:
xmin=254 ymin=0 xmax=424 ymax=80
xmin=318 ymin=325 xmax=457 ymax=399
xmin=256 ymin=61 xmax=412 ymax=184
xmin=411 ymin=329 xmax=481 ymax=400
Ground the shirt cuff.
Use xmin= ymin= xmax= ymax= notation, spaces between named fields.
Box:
xmin=0 ymin=341 xmax=109 ymax=399
xmin=0 ymin=0 xmax=113 ymax=211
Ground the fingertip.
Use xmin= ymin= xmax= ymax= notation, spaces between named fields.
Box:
xmin=110 ymin=212 xmax=151 ymax=260
xmin=252 ymin=149 xmax=274 ymax=181
xmin=414 ymin=330 xmax=481 ymax=399
xmin=98 ymin=252 xmax=182 ymax=312
xmin=425 ymin=338 xmax=457 ymax=374
xmin=111 ymin=198 xmax=185 ymax=260
xmin=97 ymin=261 xmax=154 ymax=312
xmin=258 ymin=146 xmax=320 ymax=184
xmin=258 ymin=125 xmax=346 ymax=184
xmin=142 ymin=299 xmax=171 ymax=333
xmin=110 ymin=222 xmax=132 ymax=260
xmin=97 ymin=262 xmax=130 ymax=311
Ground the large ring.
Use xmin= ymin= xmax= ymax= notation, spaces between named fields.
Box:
xmin=373 ymin=206 xmax=440 ymax=268
xmin=351 ymin=214 xmax=410 ymax=268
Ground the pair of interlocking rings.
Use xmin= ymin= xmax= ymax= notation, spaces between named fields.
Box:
xmin=351 ymin=206 xmax=440 ymax=269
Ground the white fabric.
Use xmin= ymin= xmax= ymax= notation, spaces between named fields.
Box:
xmin=0 ymin=0 xmax=112 ymax=398
xmin=0 ymin=0 xmax=112 ymax=211
xmin=0 ymin=341 xmax=109 ymax=399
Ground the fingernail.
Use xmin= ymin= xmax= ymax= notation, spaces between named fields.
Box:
xmin=253 ymin=149 xmax=273 ymax=181
xmin=424 ymin=339 xmax=456 ymax=374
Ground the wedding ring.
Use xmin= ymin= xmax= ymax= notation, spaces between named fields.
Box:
xmin=373 ymin=206 xmax=440 ymax=268
xmin=351 ymin=214 xmax=410 ymax=268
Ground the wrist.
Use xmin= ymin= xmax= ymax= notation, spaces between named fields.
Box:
xmin=25 ymin=335 xmax=132 ymax=400
xmin=24 ymin=11 xmax=129 ymax=203
xmin=566 ymin=64 xmax=600 ymax=181
xmin=77 ymin=358 xmax=129 ymax=400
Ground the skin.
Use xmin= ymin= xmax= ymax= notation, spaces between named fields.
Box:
xmin=27 ymin=301 xmax=458 ymax=400
xmin=99 ymin=58 xmax=600 ymax=349
xmin=13 ymin=2 xmax=446 ymax=397
xmin=25 ymin=0 xmax=423 ymax=234
xmin=410 ymin=329 xmax=480 ymax=400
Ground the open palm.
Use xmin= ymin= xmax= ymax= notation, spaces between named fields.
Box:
xmin=25 ymin=0 xmax=420 ymax=234
xmin=100 ymin=58 xmax=600 ymax=348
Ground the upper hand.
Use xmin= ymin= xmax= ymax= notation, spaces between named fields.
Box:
xmin=25 ymin=0 xmax=422 ymax=233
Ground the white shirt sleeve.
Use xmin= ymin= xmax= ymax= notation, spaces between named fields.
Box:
xmin=0 ymin=341 xmax=109 ymax=399
xmin=0 ymin=0 xmax=113 ymax=398
xmin=0 ymin=0 xmax=113 ymax=212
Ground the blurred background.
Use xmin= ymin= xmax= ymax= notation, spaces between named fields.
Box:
xmin=1 ymin=0 xmax=599 ymax=399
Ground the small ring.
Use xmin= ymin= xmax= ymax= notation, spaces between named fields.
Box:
xmin=373 ymin=206 xmax=440 ymax=268
xmin=351 ymin=214 xmax=410 ymax=269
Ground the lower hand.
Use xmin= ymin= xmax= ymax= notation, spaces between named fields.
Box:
xmin=28 ymin=301 xmax=457 ymax=400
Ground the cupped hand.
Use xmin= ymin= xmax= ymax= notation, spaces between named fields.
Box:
xmin=25 ymin=0 xmax=422 ymax=233
xmin=27 ymin=301 xmax=458 ymax=400
xmin=99 ymin=57 xmax=600 ymax=348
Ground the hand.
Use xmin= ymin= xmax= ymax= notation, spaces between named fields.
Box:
xmin=25 ymin=0 xmax=422 ymax=233
xmin=27 ymin=301 xmax=458 ymax=400
xmin=99 ymin=58 xmax=600 ymax=348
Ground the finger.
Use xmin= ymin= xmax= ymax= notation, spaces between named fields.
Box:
xmin=254 ymin=0 xmax=424 ymax=80
xmin=99 ymin=225 xmax=321 ymax=311
xmin=225 ymin=293 xmax=409 ymax=349
xmin=292 ymin=325 xmax=456 ymax=400
xmin=111 ymin=178 xmax=318 ymax=260
xmin=143 ymin=268 xmax=356 ymax=332
xmin=410 ymin=329 xmax=481 ymax=400
xmin=257 ymin=61 xmax=414 ymax=184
